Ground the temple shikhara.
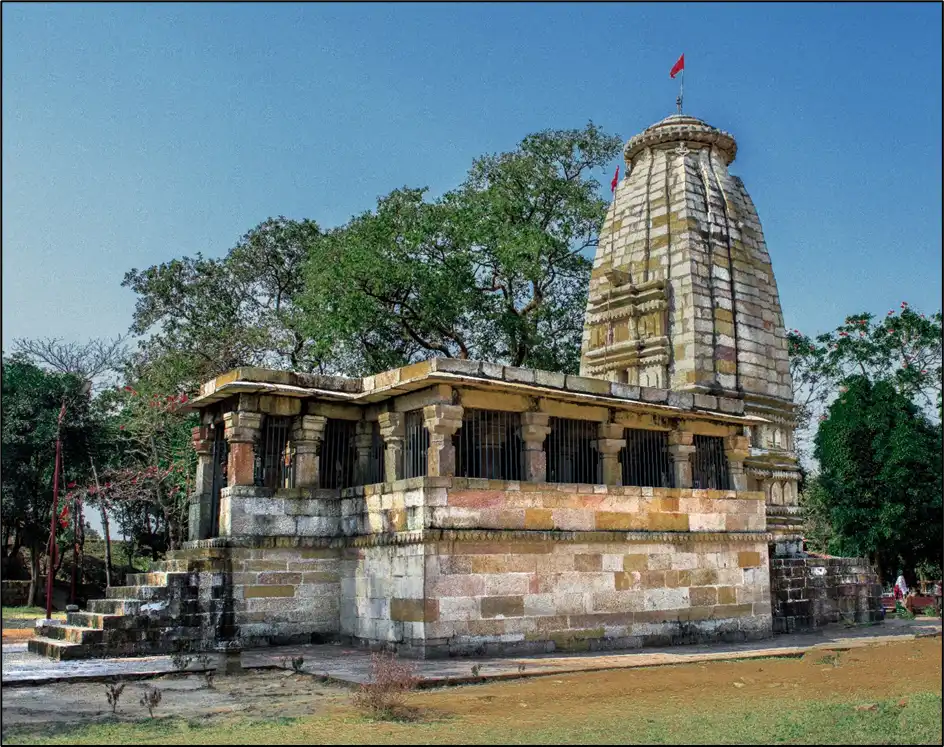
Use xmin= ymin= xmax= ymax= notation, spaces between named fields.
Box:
xmin=30 ymin=114 xmax=881 ymax=661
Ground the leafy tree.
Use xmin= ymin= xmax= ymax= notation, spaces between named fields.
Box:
xmin=12 ymin=336 xmax=130 ymax=586
xmin=304 ymin=122 xmax=622 ymax=374
xmin=788 ymin=303 xmax=942 ymax=457
xmin=82 ymin=386 xmax=196 ymax=552
xmin=122 ymin=217 xmax=326 ymax=391
xmin=1 ymin=356 xmax=100 ymax=606
xmin=811 ymin=375 xmax=942 ymax=583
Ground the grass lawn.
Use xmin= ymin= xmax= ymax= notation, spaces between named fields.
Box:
xmin=5 ymin=691 xmax=941 ymax=745
xmin=1 ymin=606 xmax=66 ymax=621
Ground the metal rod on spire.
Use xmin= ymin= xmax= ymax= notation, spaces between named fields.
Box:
xmin=677 ymin=68 xmax=684 ymax=114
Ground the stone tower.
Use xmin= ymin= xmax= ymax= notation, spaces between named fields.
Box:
xmin=580 ymin=114 xmax=803 ymax=552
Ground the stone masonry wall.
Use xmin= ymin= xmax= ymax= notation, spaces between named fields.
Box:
xmin=332 ymin=479 xmax=772 ymax=656
xmin=769 ymin=557 xmax=882 ymax=633
xmin=419 ymin=536 xmax=771 ymax=656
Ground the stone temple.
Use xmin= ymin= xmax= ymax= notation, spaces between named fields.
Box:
xmin=30 ymin=114 xmax=880 ymax=661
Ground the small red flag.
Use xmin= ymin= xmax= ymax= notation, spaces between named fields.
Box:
xmin=670 ymin=54 xmax=684 ymax=79
xmin=610 ymin=166 xmax=620 ymax=193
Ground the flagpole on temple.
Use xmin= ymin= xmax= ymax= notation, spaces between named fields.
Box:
xmin=670 ymin=53 xmax=685 ymax=114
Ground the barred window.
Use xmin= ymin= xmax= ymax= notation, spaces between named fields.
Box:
xmin=454 ymin=409 xmax=522 ymax=480
xmin=692 ymin=435 xmax=730 ymax=490
xmin=402 ymin=409 xmax=428 ymax=479
xmin=365 ymin=420 xmax=385 ymax=485
xmin=253 ymin=415 xmax=294 ymax=489
xmin=319 ymin=418 xmax=357 ymax=489
xmin=546 ymin=417 xmax=598 ymax=484
xmin=620 ymin=428 xmax=673 ymax=488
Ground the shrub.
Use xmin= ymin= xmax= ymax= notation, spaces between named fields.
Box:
xmin=140 ymin=686 xmax=162 ymax=718
xmin=351 ymin=651 xmax=419 ymax=720
xmin=170 ymin=640 xmax=192 ymax=672
xmin=104 ymin=680 xmax=126 ymax=714
xmin=195 ymin=653 xmax=214 ymax=688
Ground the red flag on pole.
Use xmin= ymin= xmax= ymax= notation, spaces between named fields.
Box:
xmin=670 ymin=54 xmax=685 ymax=79
xmin=610 ymin=166 xmax=620 ymax=193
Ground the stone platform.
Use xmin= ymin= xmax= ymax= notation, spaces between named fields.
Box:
xmin=4 ymin=618 xmax=939 ymax=688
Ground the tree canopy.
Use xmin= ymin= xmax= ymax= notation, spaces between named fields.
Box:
xmin=123 ymin=123 xmax=622 ymax=381
xmin=787 ymin=303 xmax=942 ymax=457
xmin=808 ymin=375 xmax=942 ymax=581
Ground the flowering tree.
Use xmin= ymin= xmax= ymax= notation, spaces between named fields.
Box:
xmin=74 ymin=386 xmax=197 ymax=553
xmin=787 ymin=303 xmax=942 ymax=458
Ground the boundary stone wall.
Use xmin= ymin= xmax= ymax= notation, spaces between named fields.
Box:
xmin=769 ymin=557 xmax=882 ymax=633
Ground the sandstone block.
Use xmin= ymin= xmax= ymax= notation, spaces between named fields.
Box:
xmin=481 ymin=595 xmax=525 ymax=618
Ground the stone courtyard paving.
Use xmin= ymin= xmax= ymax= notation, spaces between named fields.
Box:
xmin=2 ymin=617 xmax=939 ymax=688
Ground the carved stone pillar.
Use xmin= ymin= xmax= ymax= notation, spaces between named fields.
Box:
xmin=520 ymin=412 xmax=551 ymax=483
xmin=423 ymin=404 xmax=463 ymax=477
xmin=223 ymin=411 xmax=263 ymax=487
xmin=189 ymin=425 xmax=214 ymax=540
xmin=292 ymin=415 xmax=326 ymax=488
xmin=377 ymin=412 xmax=405 ymax=482
xmin=667 ymin=430 xmax=696 ymax=489
xmin=592 ymin=422 xmax=626 ymax=486
xmin=724 ymin=434 xmax=750 ymax=491
xmin=354 ymin=421 xmax=375 ymax=486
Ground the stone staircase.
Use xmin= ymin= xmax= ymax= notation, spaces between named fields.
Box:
xmin=28 ymin=558 xmax=199 ymax=661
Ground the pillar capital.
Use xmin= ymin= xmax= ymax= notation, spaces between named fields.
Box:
xmin=667 ymin=428 xmax=695 ymax=489
xmin=422 ymin=404 xmax=464 ymax=436
xmin=223 ymin=410 xmax=263 ymax=443
xmin=292 ymin=414 xmax=327 ymax=443
xmin=191 ymin=425 xmax=214 ymax=455
xmin=724 ymin=434 xmax=750 ymax=462
xmin=519 ymin=412 xmax=550 ymax=482
xmin=292 ymin=414 xmax=326 ymax=488
xmin=423 ymin=404 xmax=463 ymax=477
xmin=378 ymin=411 xmax=405 ymax=440
xmin=667 ymin=429 xmax=695 ymax=449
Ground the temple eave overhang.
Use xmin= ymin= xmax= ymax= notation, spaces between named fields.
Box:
xmin=185 ymin=359 xmax=768 ymax=426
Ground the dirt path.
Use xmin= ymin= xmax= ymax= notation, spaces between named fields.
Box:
xmin=3 ymin=636 xmax=940 ymax=742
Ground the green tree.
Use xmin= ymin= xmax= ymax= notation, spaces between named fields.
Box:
xmin=304 ymin=122 xmax=622 ymax=374
xmin=811 ymin=375 xmax=942 ymax=583
xmin=788 ymin=303 xmax=942 ymax=455
xmin=1 ymin=356 xmax=100 ymax=605
xmin=122 ymin=216 xmax=325 ymax=391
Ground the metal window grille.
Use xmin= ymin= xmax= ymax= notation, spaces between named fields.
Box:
xmin=209 ymin=420 xmax=229 ymax=537
xmin=620 ymin=428 xmax=673 ymax=488
xmin=254 ymin=415 xmax=294 ymax=489
xmin=365 ymin=420 xmax=385 ymax=485
xmin=692 ymin=435 xmax=730 ymax=490
xmin=546 ymin=417 xmax=599 ymax=484
xmin=454 ymin=409 xmax=522 ymax=480
xmin=402 ymin=409 xmax=428 ymax=479
xmin=319 ymin=419 xmax=357 ymax=489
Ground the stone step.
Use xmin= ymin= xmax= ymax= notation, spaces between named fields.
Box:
xmin=106 ymin=585 xmax=169 ymax=601
xmin=67 ymin=611 xmax=126 ymax=630
xmin=149 ymin=558 xmax=190 ymax=573
xmin=29 ymin=631 xmax=199 ymax=661
xmin=125 ymin=571 xmax=190 ymax=587
xmin=39 ymin=624 xmax=105 ymax=645
xmin=89 ymin=598 xmax=142 ymax=615
xmin=27 ymin=636 xmax=89 ymax=661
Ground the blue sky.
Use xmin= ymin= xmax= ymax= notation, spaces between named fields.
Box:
xmin=3 ymin=2 xmax=942 ymax=353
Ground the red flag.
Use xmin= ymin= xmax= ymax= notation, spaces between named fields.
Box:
xmin=610 ymin=166 xmax=620 ymax=194
xmin=670 ymin=54 xmax=684 ymax=79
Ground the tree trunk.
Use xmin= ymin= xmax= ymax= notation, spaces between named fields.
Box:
xmin=26 ymin=538 xmax=41 ymax=608
xmin=89 ymin=458 xmax=112 ymax=588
